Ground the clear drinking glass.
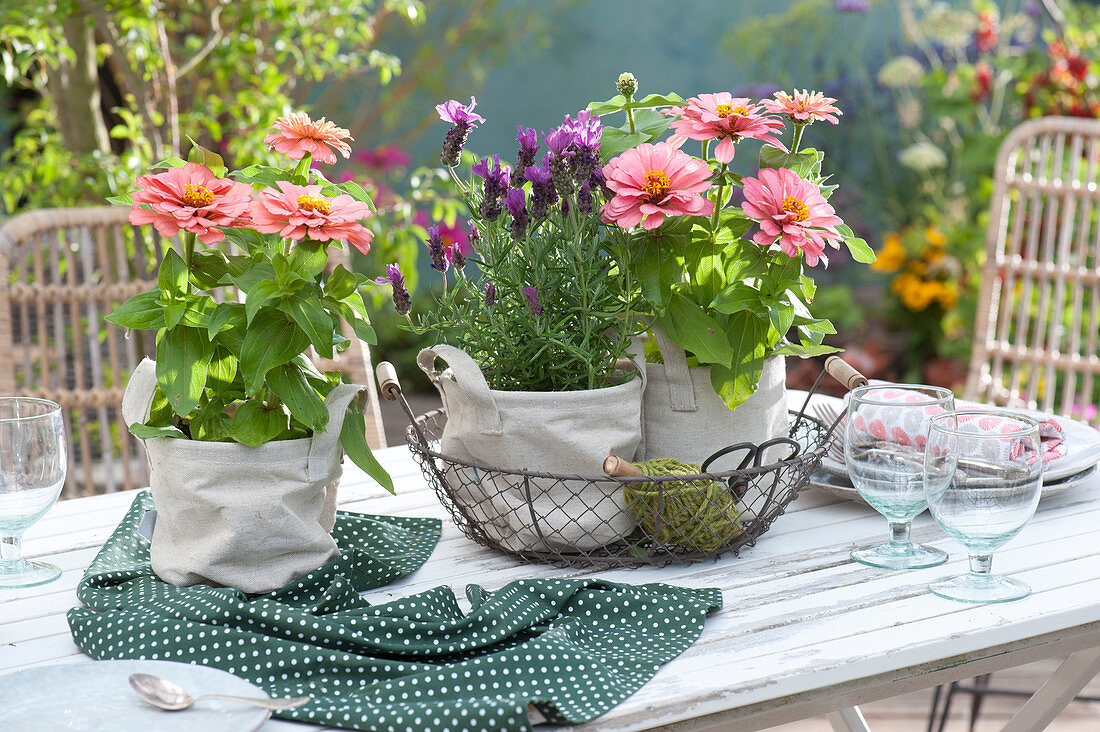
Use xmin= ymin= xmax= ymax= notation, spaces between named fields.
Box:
xmin=0 ymin=398 xmax=66 ymax=588
xmin=924 ymin=410 xmax=1042 ymax=603
xmin=845 ymin=384 xmax=953 ymax=569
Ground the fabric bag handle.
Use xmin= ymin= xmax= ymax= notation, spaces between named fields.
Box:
xmin=650 ymin=324 xmax=697 ymax=412
xmin=121 ymin=358 xmax=160 ymax=430
xmin=307 ymin=383 xmax=366 ymax=477
xmin=417 ymin=344 xmax=504 ymax=436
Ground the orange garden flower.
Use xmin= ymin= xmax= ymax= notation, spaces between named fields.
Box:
xmin=128 ymin=162 xmax=253 ymax=245
xmin=762 ymin=89 xmax=842 ymax=125
xmin=263 ymin=113 xmax=353 ymax=165
xmin=250 ymin=181 xmax=374 ymax=254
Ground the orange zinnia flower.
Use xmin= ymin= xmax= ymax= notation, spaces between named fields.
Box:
xmin=263 ymin=112 xmax=353 ymax=165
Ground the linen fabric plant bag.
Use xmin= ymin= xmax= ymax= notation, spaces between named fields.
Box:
xmin=417 ymin=344 xmax=645 ymax=554
xmin=641 ymin=326 xmax=789 ymax=519
xmin=121 ymin=358 xmax=365 ymax=593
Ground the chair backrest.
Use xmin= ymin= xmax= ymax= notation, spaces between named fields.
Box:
xmin=0 ymin=207 xmax=386 ymax=498
xmin=966 ymin=117 xmax=1100 ymax=426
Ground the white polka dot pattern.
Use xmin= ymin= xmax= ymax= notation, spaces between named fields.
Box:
xmin=68 ymin=491 xmax=722 ymax=732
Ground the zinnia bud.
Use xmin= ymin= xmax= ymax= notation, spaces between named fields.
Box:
xmin=617 ymin=72 xmax=637 ymax=100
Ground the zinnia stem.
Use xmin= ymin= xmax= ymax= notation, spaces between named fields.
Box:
xmin=710 ymin=164 xmax=727 ymax=238
xmin=791 ymin=123 xmax=806 ymax=154
xmin=182 ymin=232 xmax=195 ymax=294
xmin=626 ymin=106 xmax=636 ymax=135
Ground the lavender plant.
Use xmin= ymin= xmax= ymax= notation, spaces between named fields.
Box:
xmin=377 ymin=100 xmax=636 ymax=392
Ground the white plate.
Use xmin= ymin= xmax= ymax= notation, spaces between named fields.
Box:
xmin=809 ymin=463 xmax=1096 ymax=504
xmin=789 ymin=390 xmax=1100 ymax=483
xmin=0 ymin=659 xmax=271 ymax=732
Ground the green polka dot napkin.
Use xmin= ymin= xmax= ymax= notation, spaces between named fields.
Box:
xmin=68 ymin=491 xmax=722 ymax=732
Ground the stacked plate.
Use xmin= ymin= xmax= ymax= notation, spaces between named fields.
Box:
xmin=788 ymin=391 xmax=1100 ymax=503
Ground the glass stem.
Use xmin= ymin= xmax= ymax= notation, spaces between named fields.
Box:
xmin=1 ymin=535 xmax=23 ymax=564
xmin=969 ymin=553 xmax=993 ymax=578
xmin=888 ymin=521 xmax=912 ymax=548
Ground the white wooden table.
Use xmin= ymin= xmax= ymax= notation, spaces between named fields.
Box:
xmin=4 ymin=444 xmax=1100 ymax=731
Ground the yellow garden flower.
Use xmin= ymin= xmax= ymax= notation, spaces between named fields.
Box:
xmin=925 ymin=227 xmax=948 ymax=247
xmin=921 ymin=246 xmax=946 ymax=263
xmin=871 ymin=233 xmax=906 ymax=272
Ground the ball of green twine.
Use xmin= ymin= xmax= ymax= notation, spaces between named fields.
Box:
xmin=622 ymin=457 xmax=742 ymax=552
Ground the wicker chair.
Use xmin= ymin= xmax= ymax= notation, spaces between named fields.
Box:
xmin=0 ymin=207 xmax=386 ymax=498
xmin=966 ymin=116 xmax=1100 ymax=424
xmin=930 ymin=116 xmax=1100 ymax=731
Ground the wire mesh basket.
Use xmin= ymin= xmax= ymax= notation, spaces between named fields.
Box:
xmin=376 ymin=358 xmax=863 ymax=567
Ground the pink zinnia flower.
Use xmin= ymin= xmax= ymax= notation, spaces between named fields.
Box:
xmin=250 ymin=181 xmax=373 ymax=254
xmin=667 ymin=93 xmax=786 ymax=164
xmin=600 ymin=142 xmax=714 ymax=230
xmin=741 ymin=167 xmax=845 ymax=267
xmin=128 ymin=162 xmax=252 ymax=245
xmin=762 ymin=90 xmax=842 ymax=125
xmin=263 ymin=112 xmax=353 ymax=165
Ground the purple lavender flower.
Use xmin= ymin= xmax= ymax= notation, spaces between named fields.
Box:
xmin=483 ymin=282 xmax=496 ymax=307
xmin=522 ymin=286 xmax=544 ymax=317
xmin=545 ymin=126 xmax=575 ymax=158
xmin=426 ymin=225 xmax=448 ymax=272
xmin=545 ymin=128 xmax=576 ymax=198
xmin=834 ymin=0 xmax=870 ymax=12
xmin=373 ymin=263 xmax=411 ymax=315
xmin=590 ymin=167 xmax=613 ymax=201
xmin=436 ymin=96 xmax=485 ymax=167
xmin=562 ymin=112 xmax=603 ymax=185
xmin=505 ymin=188 xmax=529 ymax=241
xmin=525 ymin=158 xmax=559 ymax=220
xmin=468 ymin=219 xmax=481 ymax=248
xmin=472 ymin=155 xmax=511 ymax=220
xmin=446 ymin=242 xmax=467 ymax=270
xmin=513 ymin=126 xmax=541 ymax=184
xmin=436 ymin=96 xmax=486 ymax=126
xmin=576 ymin=182 xmax=593 ymax=215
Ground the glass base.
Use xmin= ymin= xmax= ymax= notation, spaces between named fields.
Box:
xmin=929 ymin=573 xmax=1030 ymax=604
xmin=0 ymin=558 xmax=61 ymax=588
xmin=851 ymin=542 xmax=948 ymax=569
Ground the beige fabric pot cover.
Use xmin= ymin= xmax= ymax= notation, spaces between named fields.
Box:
xmin=641 ymin=326 xmax=788 ymax=518
xmin=417 ymin=344 xmax=644 ymax=553
xmin=122 ymin=358 xmax=364 ymax=593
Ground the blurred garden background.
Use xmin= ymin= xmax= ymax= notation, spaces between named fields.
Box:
xmin=3 ymin=0 xmax=1098 ymax=403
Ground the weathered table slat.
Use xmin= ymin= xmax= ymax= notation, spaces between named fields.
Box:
xmin=4 ymin=438 xmax=1100 ymax=731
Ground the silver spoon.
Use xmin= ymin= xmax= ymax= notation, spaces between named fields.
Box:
xmin=129 ymin=673 xmax=311 ymax=712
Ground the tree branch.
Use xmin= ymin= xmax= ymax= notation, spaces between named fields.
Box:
xmin=156 ymin=17 xmax=181 ymax=157
xmin=176 ymin=2 xmax=225 ymax=79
